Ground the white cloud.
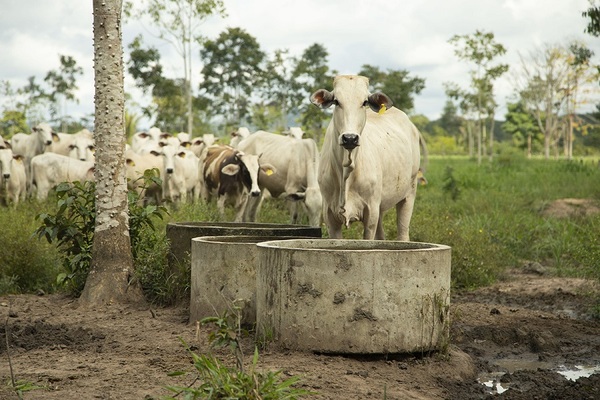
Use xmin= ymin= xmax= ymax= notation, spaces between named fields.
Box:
xmin=1 ymin=0 xmax=598 ymax=126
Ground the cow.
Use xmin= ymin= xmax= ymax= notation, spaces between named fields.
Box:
xmin=189 ymin=133 xmax=217 ymax=158
xmin=237 ymin=130 xmax=322 ymax=226
xmin=0 ymin=134 xmax=10 ymax=149
xmin=30 ymin=152 xmax=95 ymax=201
xmin=131 ymin=127 xmax=170 ymax=153
xmin=48 ymin=128 xmax=94 ymax=159
xmin=310 ymin=75 xmax=423 ymax=240
xmin=284 ymin=127 xmax=305 ymax=139
xmin=0 ymin=147 xmax=27 ymax=206
xmin=10 ymin=122 xmax=58 ymax=190
xmin=154 ymin=143 xmax=201 ymax=203
xmin=201 ymin=144 xmax=267 ymax=221
xmin=229 ymin=127 xmax=251 ymax=148
xmin=125 ymin=149 xmax=163 ymax=204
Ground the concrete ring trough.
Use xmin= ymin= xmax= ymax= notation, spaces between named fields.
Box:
xmin=255 ymin=239 xmax=452 ymax=355
xmin=167 ymin=222 xmax=322 ymax=268
xmin=190 ymin=235 xmax=319 ymax=327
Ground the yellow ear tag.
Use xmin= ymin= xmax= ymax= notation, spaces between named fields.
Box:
xmin=265 ymin=168 xmax=274 ymax=176
xmin=378 ymin=104 xmax=387 ymax=115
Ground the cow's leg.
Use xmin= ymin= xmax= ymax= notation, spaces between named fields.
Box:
xmin=375 ymin=212 xmax=385 ymax=240
xmin=362 ymin=206 xmax=379 ymax=240
xmin=217 ymin=195 xmax=227 ymax=218
xmin=396 ymin=193 xmax=416 ymax=241
xmin=324 ymin=207 xmax=343 ymax=238
xmin=233 ymin=194 xmax=248 ymax=222
xmin=288 ymin=200 xmax=299 ymax=224
xmin=243 ymin=193 xmax=261 ymax=222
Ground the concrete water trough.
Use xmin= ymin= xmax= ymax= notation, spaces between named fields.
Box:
xmin=189 ymin=234 xmax=322 ymax=326
xmin=167 ymin=221 xmax=322 ymax=268
xmin=255 ymin=239 xmax=451 ymax=355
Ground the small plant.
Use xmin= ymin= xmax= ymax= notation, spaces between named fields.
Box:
xmin=34 ymin=181 xmax=95 ymax=295
xmin=442 ymin=165 xmax=460 ymax=201
xmin=34 ymin=173 xmax=169 ymax=297
xmin=165 ymin=311 xmax=314 ymax=399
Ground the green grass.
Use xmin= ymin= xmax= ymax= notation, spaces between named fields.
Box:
xmin=1 ymin=155 xmax=599 ymax=298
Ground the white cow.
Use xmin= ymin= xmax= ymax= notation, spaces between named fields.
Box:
xmin=31 ymin=153 xmax=95 ymax=201
xmin=125 ymin=149 xmax=164 ymax=204
xmin=131 ymin=127 xmax=170 ymax=153
xmin=48 ymin=128 xmax=94 ymax=159
xmin=10 ymin=122 xmax=58 ymax=189
xmin=229 ymin=127 xmax=251 ymax=148
xmin=188 ymin=133 xmax=217 ymax=158
xmin=154 ymin=143 xmax=201 ymax=203
xmin=237 ymin=130 xmax=322 ymax=226
xmin=284 ymin=127 xmax=305 ymax=139
xmin=311 ymin=75 xmax=422 ymax=240
xmin=0 ymin=148 xmax=27 ymax=206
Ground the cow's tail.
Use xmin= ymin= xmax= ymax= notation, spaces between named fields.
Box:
xmin=418 ymin=130 xmax=429 ymax=175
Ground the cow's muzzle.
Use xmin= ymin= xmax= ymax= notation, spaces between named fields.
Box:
xmin=251 ymin=190 xmax=261 ymax=197
xmin=3 ymin=173 xmax=10 ymax=179
xmin=166 ymin=168 xmax=174 ymax=174
xmin=340 ymin=133 xmax=359 ymax=150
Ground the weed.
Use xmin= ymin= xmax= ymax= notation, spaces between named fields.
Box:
xmin=165 ymin=311 xmax=314 ymax=399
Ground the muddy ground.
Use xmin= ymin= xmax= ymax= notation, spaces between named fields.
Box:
xmin=0 ymin=266 xmax=599 ymax=400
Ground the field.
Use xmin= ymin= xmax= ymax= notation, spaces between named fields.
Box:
xmin=1 ymin=155 xmax=600 ymax=399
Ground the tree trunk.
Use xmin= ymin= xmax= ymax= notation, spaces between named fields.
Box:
xmin=80 ymin=0 xmax=144 ymax=306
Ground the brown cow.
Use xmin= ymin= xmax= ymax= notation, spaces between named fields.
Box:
xmin=201 ymin=145 xmax=271 ymax=221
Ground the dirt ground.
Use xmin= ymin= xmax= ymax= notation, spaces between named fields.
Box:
xmin=0 ymin=266 xmax=598 ymax=400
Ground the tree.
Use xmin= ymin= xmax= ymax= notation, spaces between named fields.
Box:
xmin=444 ymin=82 xmax=478 ymax=157
xmin=439 ymin=100 xmax=465 ymax=147
xmin=563 ymin=42 xmax=598 ymax=159
xmin=358 ymin=65 xmax=425 ymax=113
xmin=200 ymin=27 xmax=265 ymax=130
xmin=502 ymin=101 xmax=542 ymax=157
xmin=514 ymin=43 xmax=571 ymax=159
xmin=80 ymin=0 xmax=144 ymax=305
xmin=292 ymin=43 xmax=335 ymax=142
xmin=448 ymin=30 xmax=509 ymax=164
xmin=43 ymin=55 xmax=84 ymax=132
xmin=259 ymin=49 xmax=299 ymax=131
xmin=124 ymin=0 xmax=226 ymax=136
xmin=583 ymin=0 xmax=600 ymax=37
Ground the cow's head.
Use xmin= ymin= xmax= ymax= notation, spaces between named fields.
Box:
xmin=69 ymin=137 xmax=96 ymax=161
xmin=33 ymin=122 xmax=57 ymax=146
xmin=310 ymin=75 xmax=393 ymax=151
xmin=0 ymin=149 xmax=19 ymax=180
xmin=221 ymin=151 xmax=273 ymax=197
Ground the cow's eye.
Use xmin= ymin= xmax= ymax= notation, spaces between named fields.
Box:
xmin=362 ymin=100 xmax=369 ymax=107
xmin=333 ymin=99 xmax=340 ymax=107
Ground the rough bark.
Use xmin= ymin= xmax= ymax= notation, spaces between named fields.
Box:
xmin=80 ymin=0 xmax=144 ymax=306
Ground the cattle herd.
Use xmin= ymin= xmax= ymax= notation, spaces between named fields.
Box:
xmin=0 ymin=75 xmax=426 ymax=240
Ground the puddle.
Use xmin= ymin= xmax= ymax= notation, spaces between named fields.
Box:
xmin=556 ymin=364 xmax=600 ymax=381
xmin=479 ymin=357 xmax=600 ymax=395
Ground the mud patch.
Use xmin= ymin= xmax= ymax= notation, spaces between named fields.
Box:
xmin=541 ymin=198 xmax=600 ymax=218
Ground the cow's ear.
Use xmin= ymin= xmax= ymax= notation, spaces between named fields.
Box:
xmin=367 ymin=92 xmax=393 ymax=114
xmin=260 ymin=163 xmax=276 ymax=176
xmin=310 ymin=89 xmax=336 ymax=109
xmin=181 ymin=141 xmax=192 ymax=148
xmin=221 ymin=164 xmax=240 ymax=176
xmin=13 ymin=154 xmax=23 ymax=162
xmin=52 ymin=132 xmax=60 ymax=141
xmin=177 ymin=151 xmax=186 ymax=158
xmin=150 ymin=150 xmax=160 ymax=156
xmin=126 ymin=158 xmax=136 ymax=166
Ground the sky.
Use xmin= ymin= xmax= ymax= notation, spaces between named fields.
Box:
xmin=1 ymin=0 xmax=598 ymax=130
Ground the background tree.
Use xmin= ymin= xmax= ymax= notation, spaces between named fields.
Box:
xmin=502 ymin=101 xmax=542 ymax=157
xmin=258 ymin=49 xmax=299 ymax=131
xmin=199 ymin=27 xmax=265 ymax=130
xmin=439 ymin=100 xmax=464 ymax=145
xmin=292 ymin=43 xmax=335 ymax=142
xmin=583 ymin=0 xmax=600 ymax=37
xmin=358 ymin=65 xmax=426 ymax=113
xmin=448 ymin=30 xmax=509 ymax=164
xmin=444 ymin=82 xmax=478 ymax=157
xmin=81 ymin=0 xmax=144 ymax=305
xmin=563 ymin=42 xmax=598 ymax=159
xmin=513 ymin=43 xmax=570 ymax=159
xmin=43 ymin=55 xmax=84 ymax=132
xmin=124 ymin=0 xmax=226 ymax=136
xmin=0 ymin=81 xmax=28 ymax=137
